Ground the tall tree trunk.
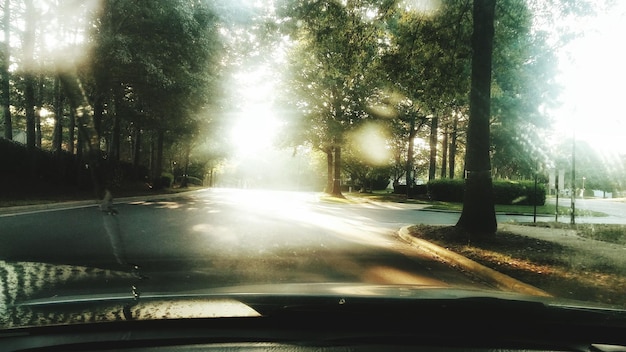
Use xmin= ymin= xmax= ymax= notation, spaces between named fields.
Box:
xmin=59 ymin=72 xmax=102 ymax=197
xmin=441 ymin=125 xmax=448 ymax=178
xmin=181 ymin=142 xmax=191 ymax=188
xmin=449 ymin=113 xmax=458 ymax=179
xmin=24 ymin=0 xmax=36 ymax=149
xmin=109 ymin=85 xmax=122 ymax=163
xmin=406 ymin=115 xmax=417 ymax=198
xmin=456 ymin=0 xmax=497 ymax=237
xmin=25 ymin=77 xmax=36 ymax=148
xmin=132 ymin=125 xmax=141 ymax=169
xmin=325 ymin=146 xmax=333 ymax=194
xmin=52 ymin=76 xmax=63 ymax=152
xmin=428 ymin=115 xmax=438 ymax=181
xmin=1 ymin=0 xmax=11 ymax=140
xmin=331 ymin=145 xmax=342 ymax=196
xmin=68 ymin=106 xmax=76 ymax=154
xmin=92 ymin=95 xmax=104 ymax=142
xmin=151 ymin=129 xmax=165 ymax=189
xmin=35 ymin=74 xmax=43 ymax=148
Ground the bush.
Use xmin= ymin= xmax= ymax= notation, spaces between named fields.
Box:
xmin=427 ymin=178 xmax=546 ymax=205
xmin=428 ymin=179 xmax=465 ymax=202
xmin=161 ymin=173 xmax=174 ymax=188
xmin=393 ymin=184 xmax=428 ymax=196
xmin=493 ymin=180 xmax=546 ymax=206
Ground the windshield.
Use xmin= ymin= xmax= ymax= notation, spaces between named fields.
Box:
xmin=1 ymin=0 xmax=625 ymax=329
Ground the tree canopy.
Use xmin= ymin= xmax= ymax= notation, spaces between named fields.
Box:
xmin=1 ymin=0 xmax=591 ymax=203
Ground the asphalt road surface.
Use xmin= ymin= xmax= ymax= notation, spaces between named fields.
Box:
xmin=546 ymin=196 xmax=626 ymax=224
xmin=0 ymin=188 xmax=542 ymax=295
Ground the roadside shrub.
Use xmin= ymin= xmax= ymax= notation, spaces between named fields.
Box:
xmin=427 ymin=178 xmax=546 ymax=205
xmin=428 ymin=179 xmax=464 ymax=202
xmin=186 ymin=176 xmax=203 ymax=186
xmin=493 ymin=180 xmax=546 ymax=206
xmin=161 ymin=173 xmax=174 ymax=188
xmin=393 ymin=184 xmax=428 ymax=196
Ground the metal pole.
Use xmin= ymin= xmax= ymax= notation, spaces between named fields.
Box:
xmin=555 ymin=183 xmax=559 ymax=223
xmin=570 ymin=133 xmax=576 ymax=225
xmin=533 ymin=171 xmax=537 ymax=223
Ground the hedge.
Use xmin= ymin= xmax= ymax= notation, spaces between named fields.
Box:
xmin=392 ymin=184 xmax=428 ymax=196
xmin=428 ymin=178 xmax=546 ymax=206
xmin=0 ymin=138 xmax=150 ymax=194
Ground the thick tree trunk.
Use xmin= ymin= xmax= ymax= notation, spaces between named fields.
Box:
xmin=52 ymin=76 xmax=63 ymax=153
xmin=325 ymin=146 xmax=333 ymax=194
xmin=456 ymin=0 xmax=497 ymax=237
xmin=449 ymin=113 xmax=458 ymax=179
xmin=428 ymin=115 xmax=438 ymax=181
xmin=331 ymin=145 xmax=342 ymax=196
xmin=1 ymin=0 xmax=11 ymax=140
xmin=406 ymin=116 xmax=417 ymax=198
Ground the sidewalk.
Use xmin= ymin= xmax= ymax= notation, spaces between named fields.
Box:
xmin=499 ymin=223 xmax=626 ymax=271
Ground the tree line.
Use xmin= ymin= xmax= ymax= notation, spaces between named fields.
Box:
xmin=1 ymin=0 xmax=224 ymax=196
xmin=274 ymin=0 xmax=560 ymax=199
xmin=2 ymin=0 xmax=602 ymax=229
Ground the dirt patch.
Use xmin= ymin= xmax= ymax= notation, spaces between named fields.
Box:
xmin=408 ymin=225 xmax=626 ymax=308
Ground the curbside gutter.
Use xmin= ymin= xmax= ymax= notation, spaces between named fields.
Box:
xmin=397 ymin=225 xmax=551 ymax=297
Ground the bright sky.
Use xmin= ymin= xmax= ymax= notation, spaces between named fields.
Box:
xmin=228 ymin=65 xmax=281 ymax=158
xmin=549 ymin=2 xmax=626 ymax=155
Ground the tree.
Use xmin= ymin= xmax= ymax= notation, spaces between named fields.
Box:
xmin=377 ymin=2 xmax=473 ymax=190
xmin=23 ymin=0 xmax=36 ymax=149
xmin=456 ymin=0 xmax=497 ymax=237
xmin=278 ymin=0 xmax=382 ymax=196
xmin=87 ymin=0 xmax=222 ymax=189
xmin=489 ymin=0 xmax=559 ymax=179
xmin=1 ymin=0 xmax=10 ymax=140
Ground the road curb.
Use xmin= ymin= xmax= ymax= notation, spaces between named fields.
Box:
xmin=397 ymin=225 xmax=551 ymax=297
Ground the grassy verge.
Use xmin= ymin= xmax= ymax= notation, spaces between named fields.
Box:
xmin=345 ymin=191 xmax=430 ymax=204
xmin=408 ymin=224 xmax=626 ymax=308
xmin=426 ymin=202 xmax=606 ymax=217
xmin=521 ymin=222 xmax=626 ymax=245
xmin=347 ymin=191 xmax=607 ymax=217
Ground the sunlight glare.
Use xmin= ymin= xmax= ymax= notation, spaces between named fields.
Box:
xmin=36 ymin=0 xmax=101 ymax=71
xmin=550 ymin=3 xmax=626 ymax=155
xmin=230 ymin=105 xmax=280 ymax=157
xmin=349 ymin=123 xmax=391 ymax=165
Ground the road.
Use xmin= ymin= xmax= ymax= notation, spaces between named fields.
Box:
xmin=0 ymin=188 xmax=548 ymax=297
xmin=546 ymin=196 xmax=626 ymax=224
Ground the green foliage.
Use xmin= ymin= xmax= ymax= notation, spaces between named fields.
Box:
xmin=428 ymin=179 xmax=465 ymax=202
xmin=160 ymin=173 xmax=174 ymax=188
xmin=493 ymin=180 xmax=546 ymax=206
xmin=553 ymin=139 xmax=620 ymax=193
xmin=490 ymin=0 xmax=560 ymax=178
xmin=427 ymin=178 xmax=546 ymax=206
